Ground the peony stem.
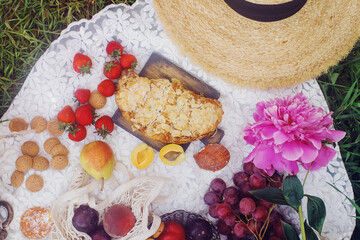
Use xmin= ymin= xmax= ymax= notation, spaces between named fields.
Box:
xmin=298 ymin=204 xmax=306 ymax=240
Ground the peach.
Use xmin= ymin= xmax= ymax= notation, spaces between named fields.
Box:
xmin=103 ymin=204 xmax=136 ymax=237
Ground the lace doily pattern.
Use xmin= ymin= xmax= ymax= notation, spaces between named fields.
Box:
xmin=0 ymin=0 xmax=355 ymax=239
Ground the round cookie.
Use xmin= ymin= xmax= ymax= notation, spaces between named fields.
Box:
xmin=49 ymin=144 xmax=68 ymax=157
xmin=15 ymin=155 xmax=33 ymax=172
xmin=43 ymin=137 xmax=61 ymax=154
xmin=30 ymin=116 xmax=47 ymax=133
xmin=20 ymin=207 xmax=53 ymax=239
xmin=25 ymin=174 xmax=44 ymax=192
xmin=9 ymin=118 xmax=28 ymax=132
xmin=50 ymin=156 xmax=69 ymax=170
xmin=89 ymin=91 xmax=106 ymax=109
xmin=47 ymin=118 xmax=64 ymax=137
xmin=33 ymin=156 xmax=49 ymax=171
xmin=10 ymin=170 xmax=24 ymax=188
xmin=21 ymin=141 xmax=39 ymax=157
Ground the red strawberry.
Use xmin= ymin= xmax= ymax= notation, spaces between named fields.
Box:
xmin=120 ymin=54 xmax=137 ymax=69
xmin=106 ymin=41 xmax=123 ymax=58
xmin=97 ymin=80 xmax=115 ymax=97
xmin=104 ymin=61 xmax=122 ymax=79
xmin=73 ymin=53 xmax=92 ymax=74
xmin=57 ymin=105 xmax=76 ymax=130
xmin=95 ymin=115 xmax=114 ymax=139
xmin=75 ymin=104 xmax=94 ymax=126
xmin=68 ymin=124 xmax=87 ymax=142
xmin=74 ymin=89 xmax=91 ymax=104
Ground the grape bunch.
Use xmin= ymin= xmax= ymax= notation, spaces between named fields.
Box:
xmin=204 ymin=162 xmax=286 ymax=240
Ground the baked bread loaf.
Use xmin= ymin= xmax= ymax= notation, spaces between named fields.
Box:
xmin=115 ymin=70 xmax=223 ymax=144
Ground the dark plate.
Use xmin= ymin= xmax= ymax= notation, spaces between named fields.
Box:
xmin=160 ymin=210 xmax=220 ymax=240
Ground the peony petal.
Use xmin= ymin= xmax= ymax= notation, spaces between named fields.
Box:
xmin=273 ymin=130 xmax=290 ymax=145
xmin=311 ymin=146 xmax=336 ymax=171
xmin=281 ymin=141 xmax=303 ymax=161
xmin=327 ymin=130 xmax=346 ymax=142
xmin=308 ymin=137 xmax=322 ymax=150
xmin=253 ymin=145 xmax=274 ymax=170
xmin=300 ymin=143 xmax=319 ymax=163
xmin=260 ymin=126 xmax=278 ymax=139
xmin=244 ymin=147 xmax=257 ymax=163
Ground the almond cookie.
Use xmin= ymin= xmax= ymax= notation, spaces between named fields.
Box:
xmin=25 ymin=174 xmax=44 ymax=192
xmin=20 ymin=207 xmax=53 ymax=239
xmin=21 ymin=141 xmax=39 ymax=157
xmin=9 ymin=118 xmax=28 ymax=132
xmin=33 ymin=156 xmax=49 ymax=171
xmin=47 ymin=118 xmax=64 ymax=137
xmin=43 ymin=137 xmax=61 ymax=154
xmin=15 ymin=155 xmax=33 ymax=172
xmin=89 ymin=90 xmax=106 ymax=109
xmin=50 ymin=155 xmax=69 ymax=170
xmin=10 ymin=170 xmax=24 ymax=188
xmin=30 ymin=116 xmax=47 ymax=133
xmin=49 ymin=144 xmax=68 ymax=157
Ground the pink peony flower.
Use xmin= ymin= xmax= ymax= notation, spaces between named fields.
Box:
xmin=243 ymin=93 xmax=345 ymax=175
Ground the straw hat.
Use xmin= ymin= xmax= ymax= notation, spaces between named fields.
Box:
xmin=153 ymin=0 xmax=360 ymax=89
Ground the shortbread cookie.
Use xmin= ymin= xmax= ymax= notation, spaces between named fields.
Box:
xmin=49 ymin=144 xmax=68 ymax=157
xmin=30 ymin=116 xmax=47 ymax=133
xmin=9 ymin=118 xmax=28 ymax=132
xmin=43 ymin=137 xmax=61 ymax=154
xmin=21 ymin=141 xmax=39 ymax=157
xmin=10 ymin=170 xmax=24 ymax=188
xmin=47 ymin=118 xmax=64 ymax=137
xmin=50 ymin=155 xmax=69 ymax=170
xmin=33 ymin=156 xmax=49 ymax=171
xmin=16 ymin=155 xmax=33 ymax=172
xmin=25 ymin=174 xmax=44 ymax=192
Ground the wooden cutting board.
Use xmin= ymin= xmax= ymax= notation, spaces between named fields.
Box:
xmin=112 ymin=52 xmax=224 ymax=152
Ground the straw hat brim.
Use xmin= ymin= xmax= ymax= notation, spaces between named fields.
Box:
xmin=153 ymin=0 xmax=360 ymax=89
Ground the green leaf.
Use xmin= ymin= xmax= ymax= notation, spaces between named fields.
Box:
xmin=283 ymin=175 xmax=304 ymax=209
xmin=306 ymin=194 xmax=326 ymax=234
xmin=305 ymin=221 xmax=320 ymax=240
xmin=330 ymin=73 xmax=339 ymax=84
xmin=250 ymin=188 xmax=288 ymax=205
xmin=282 ymin=221 xmax=300 ymax=240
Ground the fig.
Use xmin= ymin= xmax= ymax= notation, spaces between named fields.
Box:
xmin=72 ymin=205 xmax=99 ymax=234
xmin=185 ymin=219 xmax=212 ymax=240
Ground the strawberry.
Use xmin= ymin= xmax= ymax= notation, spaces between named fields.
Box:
xmin=97 ymin=79 xmax=115 ymax=97
xmin=75 ymin=104 xmax=94 ymax=126
xmin=120 ymin=54 xmax=137 ymax=69
xmin=73 ymin=53 xmax=92 ymax=74
xmin=106 ymin=41 xmax=123 ymax=58
xmin=95 ymin=115 xmax=114 ymax=139
xmin=74 ymin=89 xmax=91 ymax=104
xmin=68 ymin=124 xmax=87 ymax=142
xmin=57 ymin=105 xmax=76 ymax=130
xmin=104 ymin=61 xmax=122 ymax=79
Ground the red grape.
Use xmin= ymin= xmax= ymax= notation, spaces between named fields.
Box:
xmin=243 ymin=162 xmax=255 ymax=175
xmin=239 ymin=197 xmax=256 ymax=215
xmin=215 ymin=203 xmax=232 ymax=219
xmin=249 ymin=173 xmax=266 ymax=189
xmin=233 ymin=171 xmax=249 ymax=187
xmin=210 ymin=178 xmax=226 ymax=195
xmin=223 ymin=187 xmax=239 ymax=206
xmin=269 ymin=173 xmax=282 ymax=188
xmin=258 ymin=199 xmax=273 ymax=209
xmin=204 ymin=191 xmax=220 ymax=205
xmin=216 ymin=219 xmax=232 ymax=235
xmin=273 ymin=221 xmax=285 ymax=238
xmin=269 ymin=236 xmax=282 ymax=240
xmin=209 ymin=203 xmax=219 ymax=218
xmin=269 ymin=210 xmax=280 ymax=226
xmin=224 ymin=214 xmax=236 ymax=227
xmin=252 ymin=205 xmax=268 ymax=222
xmin=239 ymin=181 xmax=253 ymax=197
xmin=248 ymin=219 xmax=262 ymax=234
xmin=233 ymin=222 xmax=248 ymax=238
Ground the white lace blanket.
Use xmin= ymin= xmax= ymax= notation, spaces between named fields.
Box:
xmin=0 ymin=0 xmax=355 ymax=239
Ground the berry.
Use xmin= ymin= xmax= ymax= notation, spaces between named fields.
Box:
xmin=243 ymin=162 xmax=255 ymax=175
xmin=57 ymin=105 xmax=76 ymax=130
xmin=210 ymin=178 xmax=226 ymax=195
xmin=258 ymin=199 xmax=273 ymax=208
xmin=224 ymin=214 xmax=236 ymax=227
xmin=120 ymin=54 xmax=137 ymax=69
xmin=204 ymin=191 xmax=220 ymax=205
xmin=209 ymin=203 xmax=219 ymax=218
xmin=75 ymin=104 xmax=94 ymax=126
xmin=239 ymin=197 xmax=256 ymax=216
xmin=68 ymin=124 xmax=87 ymax=142
xmin=248 ymin=220 xmax=262 ymax=234
xmin=223 ymin=187 xmax=239 ymax=206
xmin=94 ymin=115 xmax=114 ymax=139
xmin=104 ymin=61 xmax=122 ymax=79
xmin=239 ymin=181 xmax=252 ymax=197
xmin=252 ymin=205 xmax=268 ymax=222
xmin=73 ymin=53 xmax=92 ymax=74
xmin=273 ymin=221 xmax=285 ymax=239
xmin=216 ymin=219 xmax=232 ymax=235
xmin=249 ymin=173 xmax=266 ymax=189
xmin=106 ymin=41 xmax=123 ymax=58
xmin=270 ymin=173 xmax=283 ymax=188
xmin=75 ymin=89 xmax=91 ymax=104
xmin=97 ymin=79 xmax=115 ymax=97
xmin=215 ymin=203 xmax=232 ymax=219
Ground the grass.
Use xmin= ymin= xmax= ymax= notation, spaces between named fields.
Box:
xmin=0 ymin=1 xmax=360 ymax=239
